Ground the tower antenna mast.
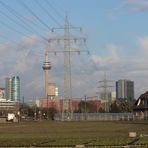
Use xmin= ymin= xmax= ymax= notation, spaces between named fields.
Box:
xmin=42 ymin=49 xmax=51 ymax=99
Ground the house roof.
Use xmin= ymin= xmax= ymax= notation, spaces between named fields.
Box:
xmin=134 ymin=91 xmax=148 ymax=109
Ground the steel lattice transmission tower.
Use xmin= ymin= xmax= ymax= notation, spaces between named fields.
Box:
xmin=98 ymin=72 xmax=113 ymax=112
xmin=48 ymin=16 xmax=88 ymax=120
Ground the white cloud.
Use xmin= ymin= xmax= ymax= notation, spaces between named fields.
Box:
xmin=139 ymin=36 xmax=148 ymax=53
xmin=90 ymin=44 xmax=121 ymax=67
xmin=2 ymin=32 xmax=148 ymax=99
xmin=0 ymin=43 xmax=10 ymax=52
xmin=22 ymin=76 xmax=44 ymax=98
xmin=73 ymin=39 xmax=148 ymax=98
xmin=0 ymin=43 xmax=16 ymax=56
xmin=25 ymin=78 xmax=43 ymax=91
xmin=12 ymin=57 xmax=31 ymax=74
xmin=21 ymin=15 xmax=34 ymax=22
xmin=18 ymin=35 xmax=41 ymax=49
xmin=124 ymin=0 xmax=148 ymax=12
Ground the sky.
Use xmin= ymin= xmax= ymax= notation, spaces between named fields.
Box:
xmin=0 ymin=0 xmax=148 ymax=100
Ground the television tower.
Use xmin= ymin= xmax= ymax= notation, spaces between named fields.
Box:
xmin=48 ymin=16 xmax=88 ymax=120
xmin=42 ymin=49 xmax=51 ymax=98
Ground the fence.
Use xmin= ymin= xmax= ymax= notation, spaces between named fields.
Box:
xmin=54 ymin=113 xmax=134 ymax=121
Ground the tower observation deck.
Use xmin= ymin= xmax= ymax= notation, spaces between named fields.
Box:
xmin=42 ymin=61 xmax=51 ymax=70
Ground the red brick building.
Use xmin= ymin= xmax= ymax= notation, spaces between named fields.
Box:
xmin=38 ymin=97 xmax=101 ymax=113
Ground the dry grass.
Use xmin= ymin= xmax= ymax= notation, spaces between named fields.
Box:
xmin=0 ymin=120 xmax=147 ymax=146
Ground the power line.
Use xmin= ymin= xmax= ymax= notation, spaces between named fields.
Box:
xmin=0 ymin=18 xmax=44 ymax=48
xmin=45 ymin=0 xmax=65 ymax=20
xmin=0 ymin=1 xmax=34 ymax=33
xmin=35 ymin=0 xmax=62 ymax=27
xmin=0 ymin=0 xmax=47 ymax=41
xmin=0 ymin=13 xmax=44 ymax=47
xmin=0 ymin=12 xmax=46 ymax=46
xmin=17 ymin=0 xmax=51 ymax=30
xmin=47 ymin=0 xmax=79 ymax=29
xmin=0 ymin=18 xmax=28 ymax=39
xmin=0 ymin=10 xmax=31 ymax=32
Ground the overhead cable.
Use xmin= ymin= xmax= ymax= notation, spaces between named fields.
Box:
xmin=17 ymin=0 xmax=51 ymax=30
xmin=36 ymin=0 xmax=62 ymax=27
xmin=0 ymin=0 xmax=47 ymax=40
xmin=47 ymin=0 xmax=65 ymax=20
xmin=0 ymin=17 xmax=39 ymax=43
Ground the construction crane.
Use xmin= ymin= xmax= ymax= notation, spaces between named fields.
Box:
xmin=48 ymin=16 xmax=88 ymax=120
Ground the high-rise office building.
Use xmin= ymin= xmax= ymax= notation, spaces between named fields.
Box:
xmin=5 ymin=76 xmax=20 ymax=101
xmin=5 ymin=77 xmax=12 ymax=100
xmin=0 ymin=88 xmax=5 ymax=99
xmin=11 ymin=76 xmax=20 ymax=101
xmin=116 ymin=79 xmax=134 ymax=101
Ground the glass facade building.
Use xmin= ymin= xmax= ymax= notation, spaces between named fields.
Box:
xmin=116 ymin=79 xmax=134 ymax=101
xmin=5 ymin=76 xmax=20 ymax=101
xmin=11 ymin=76 xmax=20 ymax=101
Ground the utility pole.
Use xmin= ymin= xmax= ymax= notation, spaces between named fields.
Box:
xmin=48 ymin=16 xmax=88 ymax=120
xmin=98 ymin=72 xmax=113 ymax=112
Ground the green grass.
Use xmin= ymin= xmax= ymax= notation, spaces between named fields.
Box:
xmin=0 ymin=121 xmax=147 ymax=146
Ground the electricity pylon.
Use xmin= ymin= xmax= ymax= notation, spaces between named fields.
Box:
xmin=98 ymin=72 xmax=113 ymax=112
xmin=48 ymin=16 xmax=88 ymax=120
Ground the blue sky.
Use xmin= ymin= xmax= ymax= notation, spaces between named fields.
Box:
xmin=0 ymin=0 xmax=148 ymax=100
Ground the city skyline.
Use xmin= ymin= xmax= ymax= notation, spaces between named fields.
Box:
xmin=0 ymin=0 xmax=148 ymax=99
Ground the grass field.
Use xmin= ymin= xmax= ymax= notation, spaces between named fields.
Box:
xmin=0 ymin=120 xmax=148 ymax=147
